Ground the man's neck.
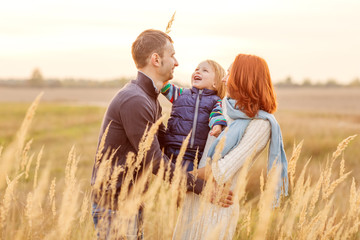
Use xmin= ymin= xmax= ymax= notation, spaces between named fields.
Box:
xmin=138 ymin=68 xmax=164 ymax=91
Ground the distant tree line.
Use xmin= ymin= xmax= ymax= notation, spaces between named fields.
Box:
xmin=0 ymin=68 xmax=133 ymax=88
xmin=0 ymin=68 xmax=359 ymax=88
xmin=275 ymin=76 xmax=360 ymax=88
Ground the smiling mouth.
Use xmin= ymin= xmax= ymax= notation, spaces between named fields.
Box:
xmin=193 ymin=75 xmax=202 ymax=81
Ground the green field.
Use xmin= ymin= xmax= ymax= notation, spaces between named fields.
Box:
xmin=0 ymin=102 xmax=106 ymax=189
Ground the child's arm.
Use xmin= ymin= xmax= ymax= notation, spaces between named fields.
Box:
xmin=161 ymin=81 xmax=184 ymax=103
xmin=209 ymin=99 xmax=227 ymax=137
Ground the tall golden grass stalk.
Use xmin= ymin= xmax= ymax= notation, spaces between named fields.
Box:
xmin=50 ymin=146 xmax=80 ymax=239
xmin=253 ymin=166 xmax=281 ymax=240
xmin=340 ymin=154 xmax=346 ymax=177
xmin=246 ymin=206 xmax=252 ymax=237
xmin=80 ymin=192 xmax=90 ymax=224
xmin=331 ymin=135 xmax=357 ymax=161
xmin=49 ymin=177 xmax=57 ymax=217
xmin=288 ymin=140 xmax=303 ymax=191
xmin=0 ymin=173 xmax=24 ymax=231
xmin=25 ymin=153 xmax=35 ymax=179
xmin=25 ymin=192 xmax=34 ymax=230
xmin=260 ymin=169 xmax=264 ymax=196
xmin=33 ymin=145 xmax=44 ymax=189
xmin=0 ymin=93 xmax=43 ymax=190
xmin=15 ymin=93 xmax=43 ymax=165
xmin=308 ymin=172 xmax=324 ymax=216
xmin=95 ymin=120 xmax=112 ymax=166
xmin=20 ymin=139 xmax=33 ymax=171
xmin=165 ymin=11 xmax=176 ymax=34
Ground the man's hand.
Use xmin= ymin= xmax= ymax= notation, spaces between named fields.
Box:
xmin=209 ymin=125 xmax=222 ymax=137
xmin=192 ymin=165 xmax=212 ymax=180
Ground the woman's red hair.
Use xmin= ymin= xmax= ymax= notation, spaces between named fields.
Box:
xmin=227 ymin=54 xmax=277 ymax=117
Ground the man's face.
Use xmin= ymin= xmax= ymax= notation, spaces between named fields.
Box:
xmin=158 ymin=40 xmax=178 ymax=82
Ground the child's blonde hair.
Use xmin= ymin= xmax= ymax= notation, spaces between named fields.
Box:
xmin=206 ymin=60 xmax=226 ymax=99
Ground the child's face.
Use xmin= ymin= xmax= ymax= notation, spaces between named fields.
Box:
xmin=191 ymin=61 xmax=216 ymax=90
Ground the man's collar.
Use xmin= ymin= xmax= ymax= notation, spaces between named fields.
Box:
xmin=138 ymin=71 xmax=160 ymax=94
xmin=135 ymin=71 xmax=160 ymax=98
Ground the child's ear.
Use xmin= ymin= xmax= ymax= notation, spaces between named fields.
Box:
xmin=212 ymin=83 xmax=217 ymax=89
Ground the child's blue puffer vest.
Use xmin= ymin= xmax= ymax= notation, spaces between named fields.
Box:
xmin=164 ymin=87 xmax=220 ymax=152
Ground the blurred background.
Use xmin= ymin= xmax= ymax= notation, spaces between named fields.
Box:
xmin=0 ymin=0 xmax=359 ymax=207
xmin=0 ymin=0 xmax=359 ymax=85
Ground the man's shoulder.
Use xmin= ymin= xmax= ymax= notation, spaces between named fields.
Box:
xmin=112 ymin=82 xmax=150 ymax=106
xmin=114 ymin=81 xmax=146 ymax=99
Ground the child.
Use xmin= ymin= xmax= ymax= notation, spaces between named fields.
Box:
xmin=161 ymin=60 xmax=227 ymax=171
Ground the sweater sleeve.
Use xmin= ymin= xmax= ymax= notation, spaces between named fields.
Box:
xmin=120 ymin=96 xmax=157 ymax=153
xmin=209 ymin=99 xmax=227 ymax=129
xmin=161 ymin=81 xmax=184 ymax=103
xmin=211 ymin=119 xmax=271 ymax=185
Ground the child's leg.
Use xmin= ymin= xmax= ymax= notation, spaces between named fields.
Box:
xmin=165 ymin=146 xmax=204 ymax=172
xmin=183 ymin=150 xmax=203 ymax=171
xmin=164 ymin=145 xmax=180 ymax=164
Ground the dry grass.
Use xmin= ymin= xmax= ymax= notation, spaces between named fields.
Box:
xmin=0 ymin=94 xmax=360 ymax=239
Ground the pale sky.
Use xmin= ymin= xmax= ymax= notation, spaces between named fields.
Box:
xmin=1 ymin=0 xmax=359 ymax=84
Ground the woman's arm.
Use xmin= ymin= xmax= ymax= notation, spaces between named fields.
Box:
xmin=213 ymin=119 xmax=270 ymax=185
xmin=197 ymin=119 xmax=271 ymax=185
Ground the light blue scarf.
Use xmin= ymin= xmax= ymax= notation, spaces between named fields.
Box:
xmin=208 ymin=98 xmax=289 ymax=200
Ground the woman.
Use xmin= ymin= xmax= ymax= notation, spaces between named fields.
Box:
xmin=173 ymin=54 xmax=288 ymax=240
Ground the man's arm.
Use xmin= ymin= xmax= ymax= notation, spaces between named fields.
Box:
xmin=156 ymin=101 xmax=167 ymax=149
xmin=120 ymin=96 xmax=205 ymax=194
xmin=160 ymin=81 xmax=184 ymax=103
xmin=157 ymin=122 xmax=167 ymax=149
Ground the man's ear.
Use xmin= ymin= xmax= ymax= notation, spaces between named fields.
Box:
xmin=150 ymin=53 xmax=161 ymax=67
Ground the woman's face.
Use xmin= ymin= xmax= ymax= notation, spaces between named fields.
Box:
xmin=222 ymin=64 xmax=232 ymax=85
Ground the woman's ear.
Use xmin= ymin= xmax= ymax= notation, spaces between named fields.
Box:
xmin=212 ymin=83 xmax=217 ymax=89
xmin=150 ymin=53 xmax=161 ymax=67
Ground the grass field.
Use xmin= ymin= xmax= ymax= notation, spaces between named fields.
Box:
xmin=0 ymin=86 xmax=359 ymax=239
xmin=1 ymin=87 xmax=359 ymax=184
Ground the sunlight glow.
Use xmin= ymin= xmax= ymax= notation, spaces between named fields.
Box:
xmin=1 ymin=0 xmax=359 ymax=83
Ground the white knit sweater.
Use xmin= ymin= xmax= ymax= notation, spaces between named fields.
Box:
xmin=173 ymin=117 xmax=271 ymax=240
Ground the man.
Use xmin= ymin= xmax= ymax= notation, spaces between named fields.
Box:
xmin=91 ymin=29 xmax=232 ymax=239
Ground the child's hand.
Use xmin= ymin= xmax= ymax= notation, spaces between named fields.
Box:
xmin=210 ymin=125 xmax=222 ymax=137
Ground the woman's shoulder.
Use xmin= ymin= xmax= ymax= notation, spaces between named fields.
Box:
xmin=247 ymin=119 xmax=271 ymax=133
xmin=240 ymin=119 xmax=271 ymax=149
